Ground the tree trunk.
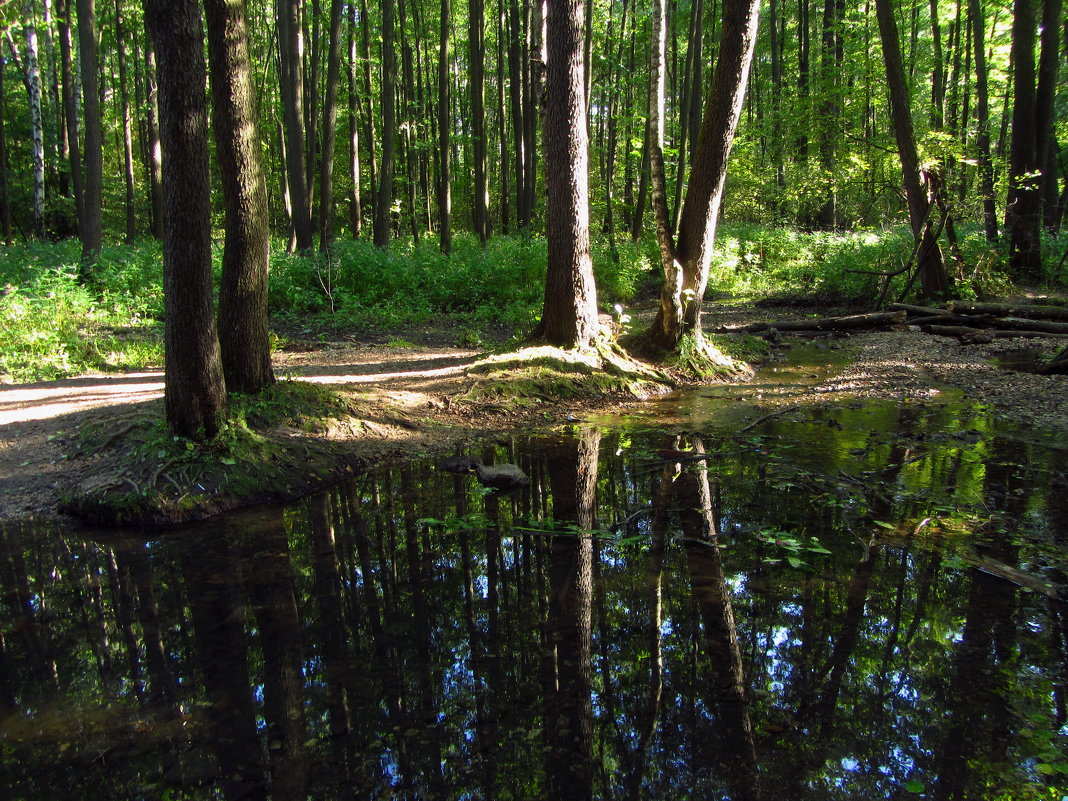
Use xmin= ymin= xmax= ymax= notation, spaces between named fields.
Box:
xmin=278 ymin=0 xmax=314 ymax=251
xmin=204 ymin=0 xmax=275 ymax=396
xmin=0 ymin=62 xmax=10 ymax=245
xmin=318 ymin=0 xmax=345 ymax=250
xmin=641 ymin=0 xmax=762 ymax=353
xmin=114 ymin=0 xmax=136 ymax=244
xmin=438 ymin=0 xmax=452 ymax=253
xmin=144 ymin=0 xmax=227 ymax=439
xmin=969 ymin=0 xmax=998 ymax=242
xmin=56 ymin=0 xmax=84 ymax=237
xmin=16 ymin=0 xmax=46 ymax=238
xmin=1006 ymin=0 xmax=1042 ymax=278
xmin=374 ymin=0 xmax=397 ymax=248
xmin=1035 ymin=0 xmax=1061 ymax=232
xmin=77 ymin=0 xmax=103 ymax=269
xmin=470 ymin=0 xmax=490 ymax=241
xmin=534 ymin=0 xmax=599 ymax=348
xmin=347 ymin=3 xmax=363 ymax=237
xmin=507 ymin=0 xmax=527 ymax=228
xmin=875 ymin=0 xmax=954 ymax=300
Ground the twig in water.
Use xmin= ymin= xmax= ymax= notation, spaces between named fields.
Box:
xmin=739 ymin=405 xmax=801 ymax=433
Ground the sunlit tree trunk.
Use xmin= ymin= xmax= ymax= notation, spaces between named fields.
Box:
xmin=347 ymin=3 xmax=363 ymax=237
xmin=875 ymin=0 xmax=954 ymax=300
xmin=533 ymin=0 xmax=598 ymax=348
xmin=470 ymin=0 xmax=490 ymax=241
xmin=1035 ymin=0 xmax=1061 ymax=232
xmin=145 ymin=0 xmax=227 ymax=439
xmin=641 ymin=0 xmax=761 ymax=354
xmin=0 ymin=56 xmax=12 ymax=245
xmin=12 ymin=1 xmax=46 ymax=238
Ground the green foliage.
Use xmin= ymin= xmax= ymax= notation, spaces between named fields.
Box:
xmin=0 ymin=241 xmax=163 ymax=381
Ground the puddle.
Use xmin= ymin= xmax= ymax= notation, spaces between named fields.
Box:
xmin=1 ymin=346 xmax=1066 ymax=799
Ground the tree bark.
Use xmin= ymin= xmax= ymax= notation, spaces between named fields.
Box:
xmin=470 ymin=0 xmax=490 ymax=241
xmin=318 ymin=0 xmax=345 ymax=250
xmin=374 ymin=0 xmax=397 ymax=248
xmin=642 ymin=0 xmax=762 ymax=353
xmin=204 ymin=0 xmax=275 ymax=396
xmin=875 ymin=0 xmax=954 ymax=300
xmin=56 ymin=0 xmax=84 ymax=237
xmin=438 ymin=0 xmax=452 ymax=253
xmin=14 ymin=1 xmax=46 ymax=238
xmin=1035 ymin=0 xmax=1062 ymax=231
xmin=114 ymin=0 xmax=136 ymax=244
xmin=347 ymin=3 xmax=363 ymax=237
xmin=77 ymin=0 xmax=103 ymax=269
xmin=278 ymin=0 xmax=314 ymax=251
xmin=144 ymin=0 xmax=227 ymax=439
xmin=143 ymin=39 xmax=164 ymax=240
xmin=534 ymin=0 xmax=599 ymax=348
xmin=969 ymin=0 xmax=998 ymax=242
xmin=1006 ymin=0 xmax=1042 ymax=277
xmin=0 ymin=62 xmax=10 ymax=245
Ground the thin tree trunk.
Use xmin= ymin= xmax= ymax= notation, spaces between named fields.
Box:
xmin=438 ymin=0 xmax=452 ymax=252
xmin=374 ymin=0 xmax=397 ymax=247
xmin=13 ymin=2 xmax=46 ymax=238
xmin=114 ymin=0 xmax=136 ymax=244
xmin=319 ymin=0 xmax=345 ymax=250
xmin=56 ymin=0 xmax=84 ymax=237
xmin=875 ymin=0 xmax=954 ymax=299
xmin=347 ymin=3 xmax=363 ymax=236
xmin=1035 ymin=0 xmax=1061 ymax=231
xmin=278 ymin=0 xmax=314 ymax=251
xmin=969 ymin=0 xmax=997 ymax=241
xmin=1006 ymin=0 xmax=1041 ymax=277
xmin=77 ymin=0 xmax=102 ymax=269
xmin=0 ymin=63 xmax=10 ymax=245
xmin=470 ymin=0 xmax=490 ymax=240
xmin=143 ymin=39 xmax=164 ymax=240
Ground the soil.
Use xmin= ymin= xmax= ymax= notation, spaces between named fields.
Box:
xmin=1 ymin=302 xmax=1066 ymax=524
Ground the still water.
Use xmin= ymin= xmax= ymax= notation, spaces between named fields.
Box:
xmin=1 ymin=349 xmax=1066 ymax=800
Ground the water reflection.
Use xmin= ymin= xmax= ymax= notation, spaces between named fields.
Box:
xmin=1 ymin=395 xmax=1066 ymax=800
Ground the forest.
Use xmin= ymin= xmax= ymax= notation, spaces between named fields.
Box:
xmin=0 ymin=0 xmax=1066 ymax=427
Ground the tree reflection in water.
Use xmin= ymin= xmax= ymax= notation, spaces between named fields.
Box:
xmin=1 ymin=403 xmax=1067 ymax=800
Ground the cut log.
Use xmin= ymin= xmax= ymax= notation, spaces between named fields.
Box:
xmin=742 ymin=310 xmax=907 ymax=333
xmin=889 ymin=302 xmax=949 ymax=316
xmin=993 ymin=317 xmax=1068 ymax=334
xmin=1040 ymin=346 xmax=1068 ymax=375
xmin=947 ymin=301 xmax=1068 ymax=322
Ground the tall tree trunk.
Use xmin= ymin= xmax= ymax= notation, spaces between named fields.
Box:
xmin=347 ymin=3 xmax=363 ymax=237
xmin=470 ymin=0 xmax=490 ymax=240
xmin=0 ymin=63 xmax=10 ymax=245
xmin=114 ymin=0 xmax=136 ymax=244
xmin=319 ymin=0 xmax=345 ymax=250
xmin=533 ymin=0 xmax=599 ymax=348
xmin=969 ymin=0 xmax=998 ymax=241
xmin=374 ymin=0 xmax=397 ymax=248
xmin=144 ymin=0 xmax=227 ymax=439
xmin=1035 ymin=0 xmax=1061 ymax=231
xmin=77 ymin=0 xmax=103 ymax=269
xmin=359 ymin=0 xmax=378 ymax=225
xmin=875 ymin=0 xmax=954 ymax=299
xmin=204 ymin=0 xmax=275 ymax=396
xmin=641 ymin=0 xmax=761 ymax=355
xmin=14 ymin=1 xmax=46 ymax=238
xmin=438 ymin=0 xmax=452 ymax=253
xmin=143 ymin=39 xmax=164 ymax=240
xmin=1006 ymin=0 xmax=1042 ymax=277
xmin=56 ymin=0 xmax=84 ymax=237
xmin=278 ymin=0 xmax=314 ymax=251
xmin=507 ymin=0 xmax=527 ymax=228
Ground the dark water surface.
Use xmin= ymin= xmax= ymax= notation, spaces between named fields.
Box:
xmin=2 ymin=348 xmax=1067 ymax=800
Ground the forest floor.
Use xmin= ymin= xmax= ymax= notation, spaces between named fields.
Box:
xmin=1 ymin=300 xmax=1066 ymax=524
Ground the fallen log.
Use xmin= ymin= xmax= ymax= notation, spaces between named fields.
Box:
xmin=921 ymin=324 xmax=1068 ymax=340
xmin=992 ymin=316 xmax=1068 ymax=334
xmin=742 ymin=310 xmax=906 ymax=333
xmin=947 ymin=301 xmax=1068 ymax=322
xmin=1040 ymin=346 xmax=1068 ymax=375
xmin=889 ymin=302 xmax=950 ymax=316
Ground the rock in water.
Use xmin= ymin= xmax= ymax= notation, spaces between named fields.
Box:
xmin=474 ymin=463 xmax=529 ymax=489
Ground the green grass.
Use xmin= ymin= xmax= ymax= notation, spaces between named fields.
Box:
xmin=3 ymin=225 xmax=1062 ymax=384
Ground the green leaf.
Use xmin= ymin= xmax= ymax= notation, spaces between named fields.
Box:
xmin=904 ymin=779 xmax=926 ymax=793
xmin=787 ymin=556 xmax=805 ymax=569
xmin=220 ymin=456 xmax=237 ymax=466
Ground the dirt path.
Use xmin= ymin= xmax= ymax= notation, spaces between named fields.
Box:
xmin=2 ymin=309 xmax=1065 ymax=523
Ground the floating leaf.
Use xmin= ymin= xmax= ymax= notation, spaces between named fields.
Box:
xmin=904 ymin=779 xmax=925 ymax=793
